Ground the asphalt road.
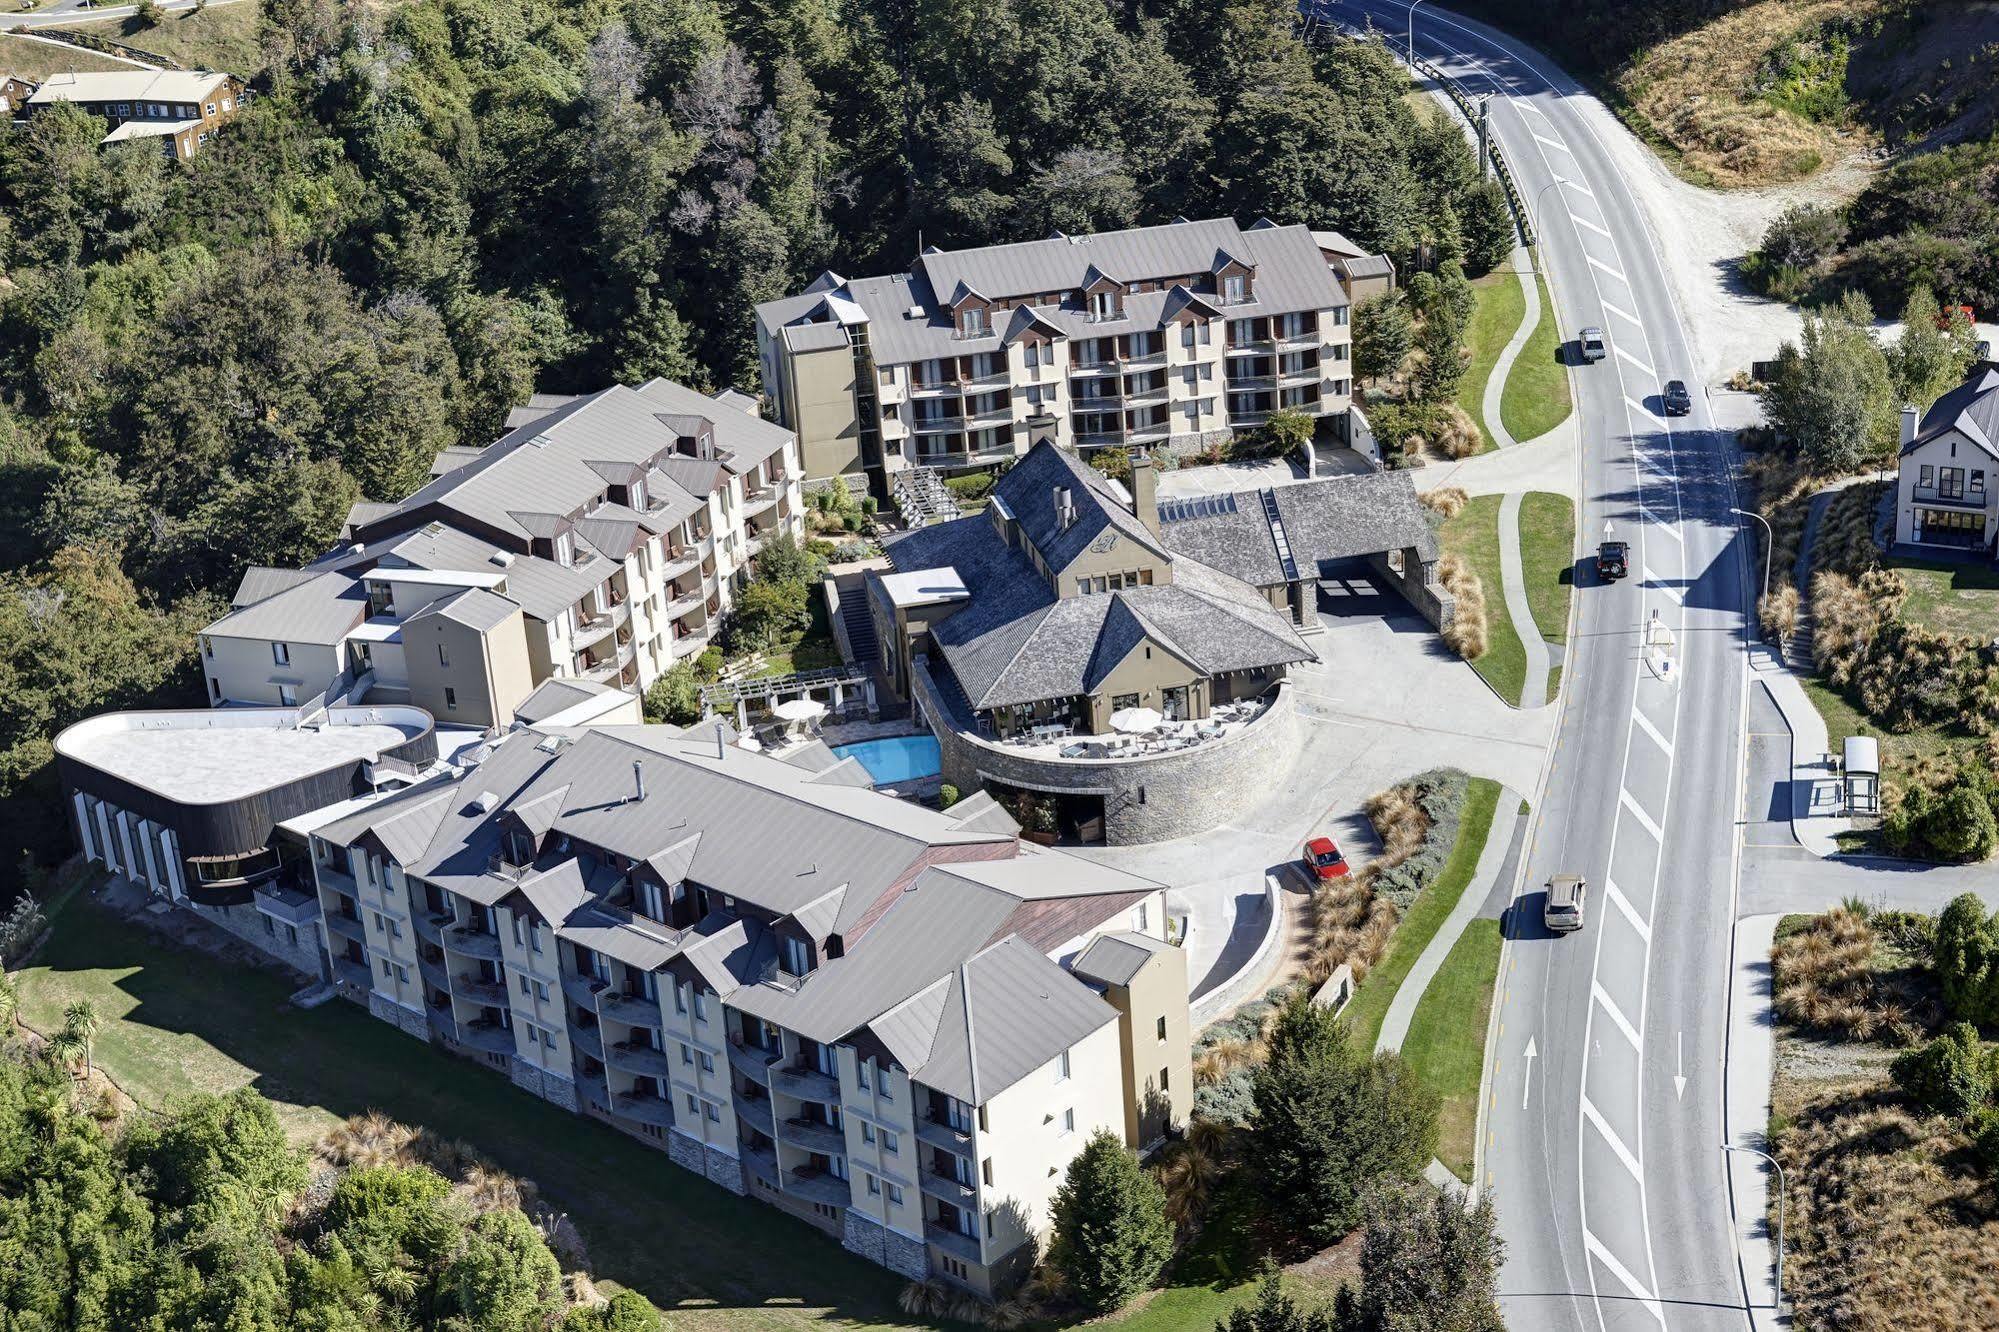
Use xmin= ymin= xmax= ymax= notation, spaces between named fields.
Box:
xmin=1319 ymin=4 xmax=1759 ymax=1328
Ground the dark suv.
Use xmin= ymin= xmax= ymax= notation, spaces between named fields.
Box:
xmin=1596 ymin=540 xmax=1630 ymax=580
xmin=1662 ymin=379 xmax=1692 ymax=415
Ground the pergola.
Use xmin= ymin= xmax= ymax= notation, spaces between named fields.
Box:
xmin=699 ymin=665 xmax=876 ymax=731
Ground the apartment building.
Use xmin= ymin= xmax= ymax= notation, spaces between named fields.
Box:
xmin=755 ymin=217 xmax=1376 ymax=491
xmin=302 ymin=722 xmax=1190 ymax=1297
xmin=24 ymin=69 xmax=245 ymax=159
xmin=197 ymin=379 xmax=806 ymax=721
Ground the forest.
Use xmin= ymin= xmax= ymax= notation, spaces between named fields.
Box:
xmin=0 ymin=0 xmax=1505 ymax=871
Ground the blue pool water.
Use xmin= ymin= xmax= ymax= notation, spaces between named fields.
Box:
xmin=832 ymin=735 xmax=942 ymax=785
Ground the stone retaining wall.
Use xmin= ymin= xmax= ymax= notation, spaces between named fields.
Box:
xmin=188 ymin=899 xmax=325 ymax=978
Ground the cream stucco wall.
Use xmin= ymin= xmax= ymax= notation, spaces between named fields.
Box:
xmin=975 ymin=1018 xmax=1124 ymax=1263
xmin=202 ymin=633 xmax=342 ymax=706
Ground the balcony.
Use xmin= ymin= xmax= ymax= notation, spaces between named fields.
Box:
xmin=332 ymin=956 xmax=372 ymax=992
xmin=661 ymin=545 xmax=701 ymax=579
xmin=443 ymin=926 xmax=503 ymax=961
xmin=325 ymin=913 xmax=367 ymax=944
xmin=741 ymin=1143 xmax=782 ymax=1189
xmin=254 ymin=881 xmax=318 ymax=926
xmin=1073 ymin=431 xmax=1127 ymax=449
xmin=915 ymin=1114 xmax=974 ymax=1155
xmin=1276 ymin=327 xmax=1321 ymax=349
xmin=734 ymin=1091 xmax=774 ymax=1136
xmin=962 ymin=367 xmax=1010 ymax=389
xmin=919 ymin=1167 xmax=979 ymax=1208
xmin=612 ymin=1091 xmax=676 ymax=1128
xmin=666 ymin=589 xmax=705 ymax=619
xmin=562 ymin=972 xmax=609 ymax=1008
xmin=314 ymin=862 xmax=357 ymax=895
xmin=780 ymin=1116 xmax=847 ymax=1156
xmin=607 ymin=1039 xmax=675 ymax=1079
xmin=1226 ymin=374 xmax=1277 ymax=391
xmin=1912 ymin=485 xmax=1986 ymax=509
xmin=574 ymin=611 xmax=618 ymax=648
xmin=457 ymin=1020 xmax=515 ymax=1056
xmin=1070 ymin=358 xmax=1122 ymax=376
xmin=426 ymin=1005 xmax=456 ymax=1041
xmin=599 ymin=991 xmax=664 ymax=1028
xmin=1278 ymin=363 xmax=1322 ymax=385
xmin=785 ymin=1166 xmax=852 ymax=1208
xmin=413 ymin=911 xmax=447 ymax=946
xmin=1127 ymin=421 xmax=1171 ymax=444
xmin=416 ymin=952 xmax=451 ymax=992
xmin=1122 ymin=382 xmax=1169 ymax=405
xmin=570 ymin=1024 xmax=604 ymax=1061
xmin=728 ymin=1038 xmax=780 ymax=1080
xmin=911 ymin=414 xmax=965 ymax=434
xmin=576 ymin=1070 xmax=610 ymax=1112
xmin=742 ymin=484 xmax=781 ymax=517
xmin=769 ymin=1061 xmax=840 ymax=1103
xmin=451 ymin=974 xmax=509 ymax=1007
xmin=966 ymin=401 xmax=1013 ymax=426
xmin=1123 ymin=347 xmax=1167 ymax=369
xmin=581 ymin=656 xmax=621 ymax=684
xmin=908 ymin=377 xmax=961 ymax=398
xmin=924 ymin=1222 xmax=982 ymax=1263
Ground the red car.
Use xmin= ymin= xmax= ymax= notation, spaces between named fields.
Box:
xmin=1305 ymin=836 xmax=1350 ymax=880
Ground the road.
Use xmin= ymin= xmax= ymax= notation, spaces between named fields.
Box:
xmin=1321 ymin=4 xmax=1759 ymax=1328
xmin=4 ymin=0 xmax=244 ymax=30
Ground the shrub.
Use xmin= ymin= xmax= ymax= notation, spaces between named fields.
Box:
xmin=1362 ymin=769 xmax=1469 ymax=910
xmin=1418 ymin=485 xmax=1468 ymax=519
xmin=1089 ymin=447 xmax=1132 ymax=481
xmin=641 ymin=661 xmax=702 ymax=726
xmin=1974 ymin=1110 xmax=1999 ymax=1176
xmin=1260 ymin=407 xmax=1316 ymax=458
xmin=1437 ymin=554 xmax=1488 ymax=660
xmin=1758 ymin=584 xmax=1799 ymax=640
xmin=937 ymin=783 xmax=959 ymax=809
xmin=1046 ymin=1129 xmax=1173 ymax=1314
xmin=1772 ymin=905 xmax=1884 ymax=1038
xmin=943 ymin=472 xmax=995 ymax=502
xmin=1890 ymin=1022 xmax=1994 ymax=1119
xmin=1935 ymin=894 xmax=1999 ymax=1026
xmin=1430 ymin=402 xmax=1480 ymax=459
xmin=0 ymin=893 xmax=46 ymax=966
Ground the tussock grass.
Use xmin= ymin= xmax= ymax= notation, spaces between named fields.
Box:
xmin=1438 ymin=553 xmax=1489 ymax=660
xmin=1419 ymin=485 xmax=1469 ymax=520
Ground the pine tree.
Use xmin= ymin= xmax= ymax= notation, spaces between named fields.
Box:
xmin=1048 ymin=1128 xmax=1174 ymax=1314
xmin=1218 ymin=1272 xmax=1333 ymax=1332
xmin=1353 ymin=293 xmax=1413 ymax=384
xmin=1334 ymin=1184 xmax=1505 ymax=1332
xmin=1414 ymin=305 xmax=1469 ymax=404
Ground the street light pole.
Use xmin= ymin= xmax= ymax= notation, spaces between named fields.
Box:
xmin=1722 ymin=1142 xmax=1788 ymax=1316
xmin=1531 ymin=176 xmax=1571 ymax=246
xmin=1729 ymin=507 xmax=1774 ymax=615
xmin=1407 ymin=0 xmax=1427 ymax=63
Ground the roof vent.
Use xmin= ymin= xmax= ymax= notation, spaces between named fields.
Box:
xmin=469 ymin=790 xmax=498 ymax=813
xmin=529 ymin=432 xmax=554 ymax=449
xmin=348 ymin=543 xmax=364 ymax=556
xmin=489 ymin=550 xmax=515 ymax=568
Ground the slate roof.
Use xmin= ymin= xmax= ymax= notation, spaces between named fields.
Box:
xmin=1157 ymin=471 xmax=1438 ymax=588
xmin=881 ymin=442 xmax=1313 ymax=710
xmin=758 ymin=217 xmax=1350 ymax=368
xmin=1906 ymin=363 xmax=1999 ymax=459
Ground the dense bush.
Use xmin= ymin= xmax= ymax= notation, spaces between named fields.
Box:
xmin=1891 ymin=1022 xmax=1995 ymax=1119
xmin=943 ymin=472 xmax=997 ymax=502
xmin=1364 ymin=769 xmax=1469 ymax=910
xmin=1935 ymin=894 xmax=1999 ymax=1026
xmin=1047 ymin=1129 xmax=1173 ymax=1314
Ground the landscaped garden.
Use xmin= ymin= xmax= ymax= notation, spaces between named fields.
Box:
xmin=1433 ymin=493 xmax=1529 ymax=706
xmin=1497 ymin=264 xmax=1570 ymax=445
xmin=1455 ymin=269 xmax=1526 ymax=454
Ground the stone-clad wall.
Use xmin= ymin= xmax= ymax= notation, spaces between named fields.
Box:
xmin=190 ymin=899 xmax=327 ymax=978
xmin=915 ymin=663 xmax=1302 ymax=845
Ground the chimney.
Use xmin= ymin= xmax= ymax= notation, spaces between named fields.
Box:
xmin=714 ymin=721 xmax=727 ymax=760
xmin=1131 ymin=454 xmax=1160 ymax=535
xmin=1900 ymin=403 xmax=1919 ymax=450
xmin=1054 ymin=486 xmax=1074 ymax=531
xmin=632 ymin=760 xmax=646 ymax=804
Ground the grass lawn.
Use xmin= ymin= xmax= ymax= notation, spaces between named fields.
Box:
xmin=1801 ymin=675 xmax=1973 ymax=774
xmin=71 ymin=1 xmax=267 ymax=73
xmin=1455 ymin=269 xmax=1526 ymax=454
xmin=1499 ymin=263 xmax=1572 ymax=445
xmin=1518 ymin=492 xmax=1576 ymax=704
xmin=750 ymin=592 xmax=843 ymax=679
xmin=15 ymin=887 xmax=1300 ymax=1332
xmin=1891 ymin=558 xmax=1999 ymax=640
xmin=0 ymin=34 xmax=130 ymax=79
xmin=1399 ymin=920 xmax=1502 ymax=1182
xmin=1441 ymin=496 xmax=1529 ymax=707
xmin=1341 ymin=777 xmax=1503 ymax=1053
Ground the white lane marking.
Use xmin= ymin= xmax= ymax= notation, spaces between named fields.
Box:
xmin=1615 ymin=345 xmax=1654 ymax=376
xmin=1532 ymin=130 xmax=1571 ymax=153
xmin=1585 ymin=1231 xmax=1669 ymax=1327
xmin=1620 ymin=788 xmax=1665 ymax=842
xmin=1561 ymin=175 xmax=1595 ymax=198
xmin=1570 ymin=211 xmax=1613 ymax=239
xmin=1600 ymin=299 xmax=1642 ymax=326
xmin=1582 ymin=1096 xmax=1645 ymax=1182
xmin=1644 ymin=567 xmax=1685 ymax=604
xmin=1603 ymin=876 xmax=1652 ymax=942
xmin=1632 ymin=707 xmax=1673 ymax=756
xmin=1626 ymin=396 xmax=1668 ymax=431
xmin=1586 ymin=253 xmax=1628 ymax=283
xmin=1674 ymin=1030 xmax=1687 ymax=1100
xmin=1647 ymin=516 xmax=1684 ymax=543
xmin=1593 ymin=980 xmax=1643 ymax=1050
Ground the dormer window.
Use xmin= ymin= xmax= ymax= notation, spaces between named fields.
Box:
xmin=960 ymin=307 xmax=986 ymax=336
xmin=639 ymin=879 xmax=665 ymax=922
xmin=631 ymin=479 xmax=647 ymax=511
xmin=555 ymin=531 xmax=574 ymax=565
xmin=1089 ymin=290 xmax=1117 ymax=321
xmin=1223 ymin=273 xmax=1248 ymax=304
xmin=783 ymin=935 xmax=811 ymax=976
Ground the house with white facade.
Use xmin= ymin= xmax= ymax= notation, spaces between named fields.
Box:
xmin=1894 ymin=363 xmax=1999 ymax=556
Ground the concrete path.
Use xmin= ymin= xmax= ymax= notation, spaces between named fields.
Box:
xmin=1497 ymin=493 xmax=1550 ymax=709
xmin=1749 ymin=644 xmax=1847 ymax=856
xmin=1724 ymin=915 xmax=1783 ymax=1330
xmin=1480 ymin=248 xmax=1540 ymax=450
xmin=1375 ymin=784 xmax=1522 ymax=1054
xmin=1408 ymin=417 xmax=1580 ymax=499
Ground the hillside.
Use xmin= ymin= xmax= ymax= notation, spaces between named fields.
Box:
xmin=1456 ymin=0 xmax=1999 ymax=188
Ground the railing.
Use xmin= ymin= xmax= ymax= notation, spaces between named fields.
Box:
xmin=910 ymin=414 xmax=965 ymax=433
xmin=1911 ymin=486 xmax=1986 ymax=509
xmin=1405 ymin=46 xmax=1534 ymax=245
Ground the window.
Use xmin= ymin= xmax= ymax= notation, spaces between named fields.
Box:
xmin=874 ymin=1063 xmax=892 ymax=1097
xmin=222 ymin=97 xmax=233 ymax=112
xmin=272 ymin=642 xmax=290 ymax=666
xmin=512 ymin=915 xmax=525 ymax=947
xmin=1181 ymin=322 xmax=1195 ymax=348
xmin=533 ymin=980 xmax=549 ymax=1003
xmin=1025 ymin=342 xmax=1040 ymax=369
xmin=982 ymin=1157 xmax=994 ymax=1186
xmin=381 ymin=959 xmax=393 ymax=979
xmin=1161 ymin=1066 xmax=1170 ymax=1090
xmin=277 ymin=684 xmax=299 ymax=707
xmin=437 ymin=643 xmax=450 ymax=667
xmin=692 ymin=990 xmax=708 ymax=1021
xmin=1060 ymin=1108 xmax=1075 ymax=1135
xmin=674 ymin=984 xmax=687 ymax=1014
xmin=866 ymin=1173 xmax=881 ymax=1196
xmin=681 ymin=1042 xmax=693 ymax=1064
xmin=1137 ymin=901 xmax=1149 ymax=932
xmin=1223 ymin=273 xmax=1247 ymax=304
xmin=698 ymin=1052 xmax=714 ymax=1073
xmin=783 ymin=935 xmax=810 ymax=975
xmin=529 ymin=923 xmax=543 ymax=954
xmin=206 ymin=101 xmax=217 ymax=115
xmin=1158 ymin=1015 xmax=1169 ymax=1041
xmin=1919 ymin=464 xmax=1935 ymax=488
xmin=444 ymin=687 xmax=458 ymax=711
xmin=703 ymin=1102 xmax=720 ymax=1122
xmin=686 ymin=1093 xmax=700 ymax=1114
xmin=372 ymin=911 xmax=385 ymax=932
xmin=263 ymin=914 xmax=275 ymax=937
xmin=640 ymin=880 xmax=664 ymax=921
xmin=1089 ymin=290 xmax=1116 ymax=320
xmin=395 ymin=964 xmax=410 ymax=984
xmin=881 ymin=1130 xmax=898 ymax=1155
xmin=862 ymin=1122 xmax=876 ymax=1145
xmin=1055 ymin=1050 xmax=1071 ymax=1082
xmin=1974 ymin=470 xmax=1987 ymax=495
xmin=886 ymin=1183 xmax=904 ymax=1206
xmin=285 ymin=925 xmax=298 ymax=946
xmin=202 ymin=636 xmax=213 ymax=658
xmin=519 ymin=974 xmax=531 ymax=996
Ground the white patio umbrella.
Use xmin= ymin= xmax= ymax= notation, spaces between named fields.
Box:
xmin=772 ymin=698 xmax=828 ymax=722
xmin=1108 ymin=706 xmax=1163 ymax=734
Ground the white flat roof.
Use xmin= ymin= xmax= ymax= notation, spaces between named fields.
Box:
xmin=880 ymin=567 xmax=970 ymax=608
xmin=346 ymin=618 xmax=404 ymax=643
xmin=365 ymin=567 xmax=508 ymax=589
xmin=58 ymin=709 xmax=425 ymax=806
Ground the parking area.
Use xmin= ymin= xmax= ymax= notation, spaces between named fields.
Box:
xmin=1073 ymin=574 xmax=1555 ymax=1004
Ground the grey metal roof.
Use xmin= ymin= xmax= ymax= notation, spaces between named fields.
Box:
xmin=231 ymin=565 xmax=321 ymax=609
xmin=1157 ymin=471 xmax=1439 ymax=588
xmin=914 ymin=938 xmax=1118 ymax=1103
xmin=1907 ymin=363 xmax=1999 ymax=459
xmin=410 ymin=586 xmax=520 ymax=634
xmin=513 ymin=678 xmax=614 ymax=726
xmin=1072 ymin=930 xmax=1167 ymax=987
xmin=204 ymin=570 xmax=367 ymax=645
xmin=382 ymin=522 xmax=602 ymax=623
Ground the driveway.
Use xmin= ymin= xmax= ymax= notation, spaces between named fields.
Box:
xmin=1075 ymin=580 xmax=1554 ymax=1002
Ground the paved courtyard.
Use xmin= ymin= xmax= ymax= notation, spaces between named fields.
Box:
xmin=1074 ymin=582 xmax=1555 ymax=998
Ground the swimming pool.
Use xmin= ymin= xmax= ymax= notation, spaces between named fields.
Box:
xmin=831 ymin=735 xmax=942 ymax=785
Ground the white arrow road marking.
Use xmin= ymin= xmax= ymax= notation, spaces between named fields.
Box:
xmin=1569 ymin=211 xmax=1613 ymax=239
xmin=1601 ymin=299 xmax=1643 ymax=326
xmin=1584 ymin=1230 xmax=1669 ymax=1327
xmin=1586 ymin=253 xmax=1628 ymax=283
xmin=1620 ymin=788 xmax=1665 ymax=842
xmin=1521 ymin=1035 xmax=1539 ymax=1109
xmin=1582 ymin=1096 xmax=1644 ymax=1182
xmin=1675 ymin=1030 xmax=1687 ymax=1100
xmin=1592 ymin=981 xmax=1642 ymax=1050
xmin=1632 ymin=707 xmax=1673 ymax=756
xmin=1602 ymin=877 xmax=1652 ymax=942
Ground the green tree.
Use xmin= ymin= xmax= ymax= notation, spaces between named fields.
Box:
xmin=1262 ymin=407 xmax=1315 ymax=457
xmin=1333 ymin=1183 xmax=1505 ymax=1332
xmin=1459 ymin=180 xmax=1515 ymax=276
xmin=1764 ymin=292 xmax=1897 ymax=473
xmin=1935 ymin=894 xmax=1999 ymax=1025
xmin=62 ymin=999 xmax=101 ymax=1075
xmin=1887 ymin=286 xmax=1979 ymax=411
xmin=1047 ymin=1128 xmax=1174 ymax=1314
xmin=728 ymin=577 xmax=810 ymax=651
xmin=644 ymin=659 xmax=705 ymax=726
xmin=1244 ymin=993 xmax=1438 ymax=1246
xmin=566 ymin=1290 xmax=666 ymax=1331
xmin=1218 ymin=1272 xmax=1333 ymax=1332
xmin=1924 ymin=782 xmax=1999 ymax=863
xmin=749 ymin=531 xmax=823 ymax=588
xmin=448 ymin=1208 xmax=566 ymax=1331
xmin=1353 ymin=292 xmax=1413 ymax=383
xmin=1891 ymin=1022 xmax=1995 ymax=1118
xmin=1414 ymin=304 xmax=1468 ymax=404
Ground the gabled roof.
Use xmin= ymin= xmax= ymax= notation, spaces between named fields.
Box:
xmin=1156 ymin=471 xmax=1439 ymax=588
xmin=231 ymin=565 xmax=321 ymax=609
xmin=913 ymin=937 xmax=1118 ymax=1103
xmin=995 ymin=439 xmax=1167 ymax=573
xmin=1072 ymin=930 xmax=1169 ymax=987
xmin=1906 ymin=363 xmax=1999 ymax=460
xmin=205 ymin=570 xmax=366 ymax=645
xmin=27 ymin=70 xmax=233 ymax=106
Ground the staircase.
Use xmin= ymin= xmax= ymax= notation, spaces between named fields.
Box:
xmin=840 ymin=589 xmax=879 ymax=667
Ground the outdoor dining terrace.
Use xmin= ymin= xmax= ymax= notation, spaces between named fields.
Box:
xmin=984 ymin=696 xmax=1274 ymax=762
